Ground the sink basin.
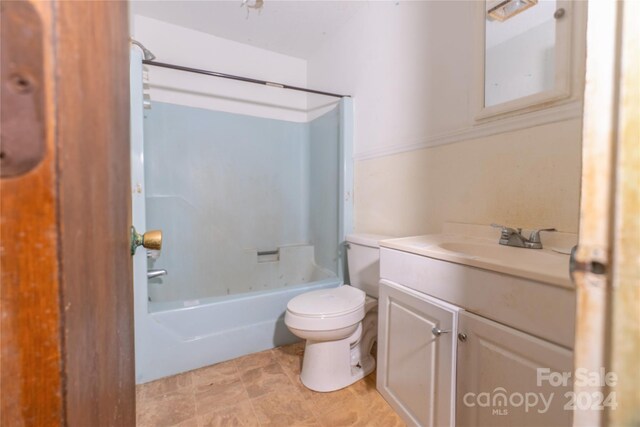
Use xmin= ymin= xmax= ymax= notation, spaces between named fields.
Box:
xmin=437 ymin=242 xmax=506 ymax=258
xmin=380 ymin=233 xmax=573 ymax=288
xmin=434 ymin=240 xmax=569 ymax=275
xmin=436 ymin=241 xmax=563 ymax=262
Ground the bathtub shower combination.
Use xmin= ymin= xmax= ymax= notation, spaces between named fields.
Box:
xmin=130 ymin=49 xmax=353 ymax=383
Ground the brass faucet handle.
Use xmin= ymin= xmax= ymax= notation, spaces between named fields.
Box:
xmin=529 ymin=228 xmax=557 ymax=243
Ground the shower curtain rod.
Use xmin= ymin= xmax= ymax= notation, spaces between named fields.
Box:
xmin=142 ymin=60 xmax=350 ymax=99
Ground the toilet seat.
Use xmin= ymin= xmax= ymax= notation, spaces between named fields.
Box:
xmin=288 ymin=286 xmax=365 ymax=317
xmin=285 ymin=286 xmax=366 ymax=332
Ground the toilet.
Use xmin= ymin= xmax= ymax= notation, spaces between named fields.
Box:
xmin=284 ymin=233 xmax=390 ymax=392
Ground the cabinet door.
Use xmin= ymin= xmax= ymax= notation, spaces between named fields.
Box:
xmin=456 ymin=311 xmax=573 ymax=427
xmin=378 ymin=280 xmax=459 ymax=427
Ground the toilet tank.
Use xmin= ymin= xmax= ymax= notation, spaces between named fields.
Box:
xmin=346 ymin=234 xmax=392 ymax=299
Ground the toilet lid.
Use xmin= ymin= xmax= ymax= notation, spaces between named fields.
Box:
xmin=287 ymin=286 xmax=365 ymax=318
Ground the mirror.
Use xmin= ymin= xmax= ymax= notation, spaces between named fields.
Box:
xmin=485 ymin=0 xmax=557 ymax=107
xmin=477 ymin=0 xmax=574 ymax=120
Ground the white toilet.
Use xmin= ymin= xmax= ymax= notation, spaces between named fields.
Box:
xmin=284 ymin=233 xmax=390 ymax=392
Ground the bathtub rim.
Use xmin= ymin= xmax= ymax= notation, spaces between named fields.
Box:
xmin=148 ymin=275 xmax=342 ymax=313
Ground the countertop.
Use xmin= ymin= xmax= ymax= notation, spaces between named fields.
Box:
xmin=379 ymin=223 xmax=577 ymax=289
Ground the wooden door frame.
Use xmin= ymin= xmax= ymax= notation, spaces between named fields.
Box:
xmin=1 ymin=1 xmax=134 ymax=425
xmin=574 ymin=0 xmax=639 ymax=425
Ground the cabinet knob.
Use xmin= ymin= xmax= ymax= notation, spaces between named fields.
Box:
xmin=458 ymin=333 xmax=468 ymax=342
xmin=432 ymin=327 xmax=450 ymax=337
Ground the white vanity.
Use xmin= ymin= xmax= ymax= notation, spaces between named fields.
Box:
xmin=376 ymin=223 xmax=577 ymax=427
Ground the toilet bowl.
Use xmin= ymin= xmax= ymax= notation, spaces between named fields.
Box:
xmin=284 ymin=233 xmax=391 ymax=392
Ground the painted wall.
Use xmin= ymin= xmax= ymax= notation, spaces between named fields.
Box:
xmin=307 ymin=1 xmax=584 ymax=234
xmin=356 ymin=119 xmax=582 ymax=236
xmin=132 ymin=15 xmax=308 ymax=122
xmin=307 ymin=1 xmax=474 ymax=151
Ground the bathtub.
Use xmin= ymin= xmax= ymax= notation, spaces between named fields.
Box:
xmin=135 ymin=244 xmax=341 ymax=383
xmin=135 ymin=275 xmax=340 ymax=383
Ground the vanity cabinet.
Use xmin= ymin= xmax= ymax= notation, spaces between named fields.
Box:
xmin=377 ymin=277 xmax=574 ymax=427
xmin=456 ymin=311 xmax=573 ymax=427
xmin=376 ymin=229 xmax=576 ymax=426
xmin=377 ymin=279 xmax=460 ymax=427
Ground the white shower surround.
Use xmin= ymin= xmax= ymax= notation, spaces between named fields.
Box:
xmin=130 ymin=48 xmax=353 ymax=383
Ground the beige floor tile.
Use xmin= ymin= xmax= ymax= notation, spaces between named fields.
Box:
xmin=174 ymin=418 xmax=199 ymax=427
xmin=250 ymin=388 xmax=319 ymax=427
xmin=136 ymin=342 xmax=404 ymax=427
xmin=194 ymin=377 xmax=249 ymax=414
xmin=315 ymin=391 xmax=404 ymax=427
xmin=234 ymin=349 xmax=277 ymax=374
xmin=197 ymin=401 xmax=260 ymax=427
xmin=347 ymin=373 xmax=377 ymax=400
xmin=137 ymin=371 xmax=193 ymax=401
xmin=272 ymin=341 xmax=304 ymax=378
xmin=320 ymin=377 xmax=404 ymax=427
xmin=359 ymin=393 xmax=405 ymax=427
xmin=240 ymin=362 xmax=293 ymax=399
xmin=272 ymin=342 xmax=317 ymax=401
xmin=308 ymin=386 xmax=358 ymax=417
xmin=283 ymin=370 xmax=317 ymax=401
xmin=191 ymin=360 xmax=239 ymax=387
xmin=136 ymin=388 xmax=196 ymax=427
xmin=315 ymin=403 xmax=369 ymax=427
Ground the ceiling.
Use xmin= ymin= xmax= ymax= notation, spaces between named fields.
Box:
xmin=130 ymin=0 xmax=367 ymax=59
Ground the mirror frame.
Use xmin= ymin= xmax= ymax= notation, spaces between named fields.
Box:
xmin=473 ymin=0 xmax=579 ymax=122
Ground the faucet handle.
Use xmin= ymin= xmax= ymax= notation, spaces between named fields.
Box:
xmin=491 ymin=223 xmax=520 ymax=235
xmin=529 ymin=228 xmax=557 ymax=243
xmin=491 ymin=223 xmax=507 ymax=231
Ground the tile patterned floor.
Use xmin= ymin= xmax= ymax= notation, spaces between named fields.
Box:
xmin=136 ymin=342 xmax=405 ymax=427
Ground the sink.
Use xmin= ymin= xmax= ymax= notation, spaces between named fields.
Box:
xmin=436 ymin=241 xmax=564 ymax=263
xmin=437 ymin=242 xmax=507 ymax=258
xmin=434 ymin=240 xmax=570 ymax=280
xmin=378 ymin=222 xmax=577 ymax=353
xmin=380 ymin=229 xmax=574 ymax=288
xmin=379 ymin=236 xmax=577 ymax=348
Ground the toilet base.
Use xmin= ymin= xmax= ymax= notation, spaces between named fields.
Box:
xmin=300 ymin=311 xmax=377 ymax=392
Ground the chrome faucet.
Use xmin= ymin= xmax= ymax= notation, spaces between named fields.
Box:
xmin=491 ymin=224 xmax=556 ymax=249
xmin=147 ymin=269 xmax=167 ymax=279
